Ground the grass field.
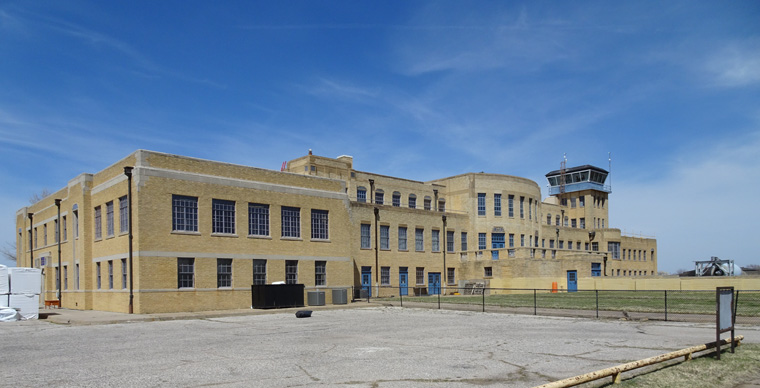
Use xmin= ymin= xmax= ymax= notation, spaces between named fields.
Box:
xmin=610 ymin=343 xmax=760 ymax=388
xmin=376 ymin=289 xmax=760 ymax=317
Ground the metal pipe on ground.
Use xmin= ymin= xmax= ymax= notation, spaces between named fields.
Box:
xmin=533 ymin=335 xmax=744 ymax=388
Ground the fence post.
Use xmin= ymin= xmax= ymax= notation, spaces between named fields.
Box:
xmin=482 ymin=287 xmax=485 ymax=313
xmin=438 ymin=291 xmax=441 ymax=309
xmin=399 ymin=286 xmax=403 ymax=307
xmin=733 ymin=290 xmax=739 ymax=324
xmin=664 ymin=290 xmax=668 ymax=322
xmin=534 ymin=289 xmax=537 ymax=315
xmin=595 ymin=290 xmax=599 ymax=319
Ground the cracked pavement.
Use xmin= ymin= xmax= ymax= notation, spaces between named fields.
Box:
xmin=1 ymin=307 xmax=757 ymax=387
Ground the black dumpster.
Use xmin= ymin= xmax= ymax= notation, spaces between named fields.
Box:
xmin=251 ymin=284 xmax=305 ymax=309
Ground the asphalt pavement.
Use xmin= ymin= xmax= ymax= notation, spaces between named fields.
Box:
xmin=1 ymin=304 xmax=758 ymax=387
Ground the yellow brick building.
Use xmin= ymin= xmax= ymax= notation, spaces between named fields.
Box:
xmin=16 ymin=150 xmax=656 ymax=313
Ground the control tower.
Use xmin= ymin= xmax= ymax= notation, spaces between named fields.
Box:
xmin=545 ymin=164 xmax=611 ymax=230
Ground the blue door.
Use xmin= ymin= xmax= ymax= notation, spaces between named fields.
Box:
xmin=428 ymin=272 xmax=441 ymax=295
xmin=491 ymin=233 xmax=505 ymax=260
xmin=567 ymin=270 xmax=578 ymax=292
xmin=399 ymin=267 xmax=409 ymax=296
xmin=361 ymin=266 xmax=372 ymax=297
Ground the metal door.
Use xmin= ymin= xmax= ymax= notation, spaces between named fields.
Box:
xmin=491 ymin=233 xmax=505 ymax=260
xmin=567 ymin=270 xmax=578 ymax=292
xmin=428 ymin=272 xmax=441 ymax=295
xmin=399 ymin=267 xmax=409 ymax=296
xmin=361 ymin=266 xmax=372 ymax=297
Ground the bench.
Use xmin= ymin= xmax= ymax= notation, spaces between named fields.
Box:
xmin=44 ymin=300 xmax=60 ymax=309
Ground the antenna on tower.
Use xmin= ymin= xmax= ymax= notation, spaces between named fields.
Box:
xmin=608 ymin=152 xmax=612 ymax=191
xmin=559 ymin=154 xmax=567 ymax=194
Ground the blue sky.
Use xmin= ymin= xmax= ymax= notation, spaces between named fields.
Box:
xmin=1 ymin=1 xmax=759 ymax=272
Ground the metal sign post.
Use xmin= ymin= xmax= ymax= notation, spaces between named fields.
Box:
xmin=715 ymin=287 xmax=735 ymax=359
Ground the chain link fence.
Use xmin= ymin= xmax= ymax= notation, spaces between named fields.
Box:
xmin=366 ymin=286 xmax=760 ymax=325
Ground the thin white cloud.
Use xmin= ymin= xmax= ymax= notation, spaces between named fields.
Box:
xmin=612 ymin=130 xmax=760 ymax=272
xmin=704 ymin=41 xmax=760 ymax=88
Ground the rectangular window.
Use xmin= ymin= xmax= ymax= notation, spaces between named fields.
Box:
xmin=585 ymin=242 xmax=590 ymax=250
xmin=62 ymin=216 xmax=67 ymax=241
xmin=398 ymin=227 xmax=407 ymax=250
xmin=508 ymin=233 xmax=514 ymax=248
xmin=571 ymin=219 xmax=577 ymax=228
xmin=568 ymin=241 xmax=573 ymax=250
xmin=381 ymin=266 xmax=390 ymax=285
xmin=447 ymin=268 xmax=455 ymax=285
xmin=408 ymin=196 xmax=416 ymax=209
xmin=494 ymin=193 xmax=502 ymax=216
xmin=63 ymin=266 xmax=68 ymax=290
xmin=178 ymin=258 xmax=194 ymax=288
xmin=529 ymin=198 xmax=533 ymax=220
xmin=559 ymin=240 xmax=564 ymax=249
xmin=592 ymin=242 xmax=599 ymax=252
xmin=361 ymin=224 xmax=371 ymax=249
xmin=285 ymin=260 xmax=298 ymax=284
xmin=315 ymin=261 xmax=326 ymax=286
xmin=108 ymin=260 xmax=114 ymax=289
xmin=478 ymin=233 xmax=486 ymax=250
xmin=424 ymin=198 xmax=432 ymax=210
xmin=431 ymin=230 xmax=440 ymax=252
xmin=44 ymin=224 xmax=47 ymax=246
xmin=253 ymin=259 xmax=267 ymax=285
xmin=172 ymin=195 xmax=198 ymax=232
xmin=281 ymin=206 xmax=301 ymax=238
xmin=591 ymin=263 xmax=601 ymax=277
xmin=96 ymin=262 xmax=101 ymax=289
xmin=477 ymin=193 xmax=486 ymax=216
xmin=311 ymin=209 xmax=329 ymax=240
xmin=94 ymin=205 xmax=102 ymax=239
xmin=579 ymin=218 xmax=585 ymax=229
xmin=392 ymin=192 xmax=401 ymax=207
xmin=484 ymin=267 xmax=492 ymax=277
xmin=447 ymin=231 xmax=455 ymax=252
xmin=106 ymin=201 xmax=114 ymax=237
xmin=520 ymin=197 xmax=525 ymax=218
xmin=461 ymin=232 xmax=468 ymax=251
xmin=54 ymin=219 xmax=59 ymax=243
xmin=380 ymin=225 xmax=390 ymax=250
xmin=248 ymin=203 xmax=270 ymax=236
xmin=416 ymin=267 xmax=424 ymax=284
xmin=579 ymin=196 xmax=585 ymax=207
xmin=608 ymin=242 xmax=621 ymax=259
xmin=570 ymin=198 xmax=576 ymax=208
xmin=415 ymin=228 xmax=424 ymax=251
xmin=76 ymin=263 xmax=80 ymax=290
xmin=549 ymin=239 xmax=555 ymax=249
xmin=212 ymin=199 xmax=236 ymax=234
xmin=357 ymin=188 xmax=366 ymax=203
xmin=520 ymin=234 xmax=525 ymax=247
xmin=217 ymin=258 xmax=232 ymax=288
xmin=121 ymin=258 xmax=127 ymax=289
xmin=508 ymin=195 xmax=514 ymax=217
xmin=119 ymin=196 xmax=128 ymax=234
